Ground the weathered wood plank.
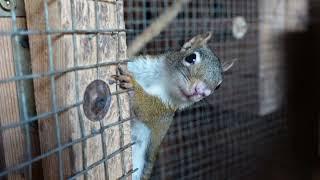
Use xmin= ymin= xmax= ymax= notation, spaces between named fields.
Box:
xmin=0 ymin=18 xmax=27 ymax=180
xmin=24 ymin=0 xmax=77 ymax=179
xmin=24 ymin=0 xmax=130 ymax=179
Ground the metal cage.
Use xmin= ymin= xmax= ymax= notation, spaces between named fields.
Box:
xmin=124 ymin=0 xmax=308 ymax=179
xmin=0 ymin=0 xmax=313 ymax=180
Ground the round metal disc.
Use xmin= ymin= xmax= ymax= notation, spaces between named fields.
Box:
xmin=0 ymin=0 xmax=16 ymax=11
xmin=232 ymin=16 xmax=248 ymax=39
xmin=83 ymin=80 xmax=111 ymax=121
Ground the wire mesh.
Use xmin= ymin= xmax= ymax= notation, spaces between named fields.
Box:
xmin=0 ymin=0 xmax=135 ymax=179
xmin=123 ymin=0 xmax=307 ymax=179
xmin=0 ymin=0 xmax=311 ymax=179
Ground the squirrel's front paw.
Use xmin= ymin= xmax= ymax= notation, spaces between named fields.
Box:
xmin=111 ymin=66 xmax=133 ymax=89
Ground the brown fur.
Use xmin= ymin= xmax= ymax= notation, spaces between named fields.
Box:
xmin=131 ymin=79 xmax=176 ymax=122
xmin=131 ymin=80 xmax=176 ymax=179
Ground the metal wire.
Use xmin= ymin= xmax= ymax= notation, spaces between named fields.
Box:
xmin=0 ymin=28 xmax=130 ymax=36
xmin=68 ymin=142 xmax=134 ymax=180
xmin=0 ymin=59 xmax=133 ymax=84
xmin=0 ymin=117 xmax=133 ymax=177
xmin=10 ymin=5 xmax=33 ymax=180
xmin=70 ymin=0 xmax=88 ymax=178
xmin=42 ymin=0 xmax=68 ymax=178
xmin=0 ymin=89 xmax=132 ymax=131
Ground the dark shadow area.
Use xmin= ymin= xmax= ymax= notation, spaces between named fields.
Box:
xmin=283 ymin=1 xmax=320 ymax=179
xmin=152 ymin=103 xmax=288 ymax=180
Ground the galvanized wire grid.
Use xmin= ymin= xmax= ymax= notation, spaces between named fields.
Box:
xmin=124 ymin=0 xmax=304 ymax=179
xmin=0 ymin=0 xmax=308 ymax=179
xmin=0 ymin=0 xmax=135 ymax=179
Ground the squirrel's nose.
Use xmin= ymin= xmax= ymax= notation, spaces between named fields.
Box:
xmin=195 ymin=81 xmax=211 ymax=97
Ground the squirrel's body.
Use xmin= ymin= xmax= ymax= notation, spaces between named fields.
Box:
xmin=114 ymin=33 xmax=236 ymax=180
xmin=129 ymin=59 xmax=177 ymax=180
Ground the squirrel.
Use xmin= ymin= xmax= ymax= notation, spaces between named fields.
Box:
xmin=113 ymin=32 xmax=236 ymax=180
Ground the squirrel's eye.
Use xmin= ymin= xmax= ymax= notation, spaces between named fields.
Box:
xmin=215 ymin=84 xmax=221 ymax=90
xmin=184 ymin=53 xmax=197 ymax=64
xmin=183 ymin=52 xmax=200 ymax=67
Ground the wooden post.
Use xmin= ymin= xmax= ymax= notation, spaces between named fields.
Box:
xmin=24 ymin=0 xmax=131 ymax=179
xmin=0 ymin=10 xmax=44 ymax=179
xmin=258 ymin=0 xmax=308 ymax=115
xmin=0 ymin=17 xmax=28 ymax=180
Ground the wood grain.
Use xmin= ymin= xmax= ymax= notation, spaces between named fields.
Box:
xmin=0 ymin=18 xmax=27 ymax=180
xmin=24 ymin=0 xmax=131 ymax=179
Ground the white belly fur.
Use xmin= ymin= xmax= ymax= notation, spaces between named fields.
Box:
xmin=132 ymin=120 xmax=151 ymax=180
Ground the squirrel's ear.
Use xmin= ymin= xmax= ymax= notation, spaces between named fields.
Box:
xmin=181 ymin=32 xmax=212 ymax=52
xmin=222 ymin=58 xmax=237 ymax=72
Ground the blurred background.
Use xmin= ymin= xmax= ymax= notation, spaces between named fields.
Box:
xmin=124 ymin=0 xmax=318 ymax=179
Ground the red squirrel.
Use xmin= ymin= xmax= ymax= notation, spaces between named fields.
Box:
xmin=113 ymin=32 xmax=236 ymax=180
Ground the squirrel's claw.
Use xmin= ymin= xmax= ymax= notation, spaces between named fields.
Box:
xmin=120 ymin=82 xmax=133 ymax=89
xmin=111 ymin=66 xmax=133 ymax=90
xmin=111 ymin=74 xmax=131 ymax=83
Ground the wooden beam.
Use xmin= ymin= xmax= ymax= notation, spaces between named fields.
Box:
xmin=0 ymin=18 xmax=30 ymax=180
xmin=0 ymin=17 xmax=42 ymax=179
xmin=24 ymin=0 xmax=131 ymax=179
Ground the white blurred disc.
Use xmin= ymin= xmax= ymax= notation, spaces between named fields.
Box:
xmin=232 ymin=16 xmax=248 ymax=39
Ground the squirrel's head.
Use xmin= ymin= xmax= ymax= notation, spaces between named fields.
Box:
xmin=128 ymin=32 xmax=236 ymax=109
xmin=164 ymin=32 xmax=236 ymax=107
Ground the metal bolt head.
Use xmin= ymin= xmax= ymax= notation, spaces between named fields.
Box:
xmin=0 ymin=0 xmax=16 ymax=11
xmin=83 ymin=80 xmax=112 ymax=121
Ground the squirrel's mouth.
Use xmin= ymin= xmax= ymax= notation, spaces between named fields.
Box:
xmin=178 ymin=81 xmax=212 ymax=102
xmin=178 ymin=87 xmax=205 ymax=102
